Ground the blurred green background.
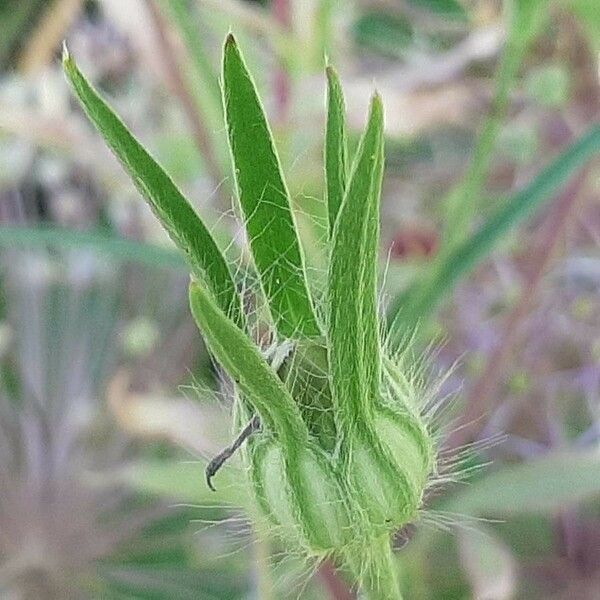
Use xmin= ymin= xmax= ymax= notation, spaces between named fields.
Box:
xmin=1 ymin=0 xmax=599 ymax=598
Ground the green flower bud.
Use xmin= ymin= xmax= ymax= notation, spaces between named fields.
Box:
xmin=251 ymin=440 xmax=350 ymax=554
xmin=344 ymin=405 xmax=434 ymax=535
xmin=250 ymin=338 xmax=435 ymax=551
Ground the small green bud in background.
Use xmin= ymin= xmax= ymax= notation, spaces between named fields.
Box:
xmin=526 ymin=64 xmax=571 ymax=109
xmin=121 ymin=317 xmax=160 ymax=359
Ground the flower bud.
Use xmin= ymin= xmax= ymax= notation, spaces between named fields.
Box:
xmin=344 ymin=406 xmax=434 ymax=535
xmin=251 ymin=440 xmax=351 ymax=554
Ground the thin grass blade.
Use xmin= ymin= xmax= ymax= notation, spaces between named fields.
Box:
xmin=165 ymin=0 xmax=222 ymax=122
xmin=163 ymin=0 xmax=231 ymax=171
xmin=325 ymin=65 xmax=348 ymax=235
xmin=62 ymin=46 xmax=243 ymax=325
xmin=328 ymin=94 xmax=384 ymax=426
xmin=222 ymin=34 xmax=320 ymax=339
xmin=442 ymin=0 xmax=544 ymax=248
xmin=0 ymin=225 xmax=187 ymax=270
xmin=389 ymin=122 xmax=600 ymax=337
xmin=189 ymin=281 xmax=308 ymax=445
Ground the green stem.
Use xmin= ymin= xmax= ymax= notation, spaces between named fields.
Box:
xmin=163 ymin=0 xmax=231 ymax=172
xmin=443 ymin=0 xmax=543 ymax=248
xmin=347 ymin=536 xmax=402 ymax=600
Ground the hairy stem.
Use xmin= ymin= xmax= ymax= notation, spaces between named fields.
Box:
xmin=355 ymin=536 xmax=403 ymax=600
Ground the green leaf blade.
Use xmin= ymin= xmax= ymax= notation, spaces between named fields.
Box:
xmin=407 ymin=0 xmax=469 ymax=21
xmin=0 ymin=224 xmax=187 ymax=269
xmin=449 ymin=451 xmax=600 ymax=515
xmin=222 ymin=34 xmax=320 ymax=339
xmin=325 ymin=65 xmax=348 ymax=235
xmin=361 ymin=123 xmax=385 ymax=400
xmin=189 ymin=281 xmax=308 ymax=445
xmin=62 ymin=46 xmax=242 ymax=325
xmin=328 ymin=94 xmax=384 ymax=426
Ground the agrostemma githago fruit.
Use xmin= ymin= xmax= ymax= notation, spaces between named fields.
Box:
xmin=64 ymin=33 xmax=438 ymax=599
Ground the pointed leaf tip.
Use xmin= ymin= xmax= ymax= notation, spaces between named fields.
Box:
xmin=225 ymin=33 xmax=237 ymax=49
xmin=62 ymin=50 xmax=243 ymax=326
xmin=325 ymin=63 xmax=348 ymax=236
xmin=222 ymin=33 xmax=320 ymax=338
xmin=61 ymin=41 xmax=70 ymax=64
xmin=370 ymin=92 xmax=384 ymax=118
xmin=327 ymin=85 xmax=385 ymax=421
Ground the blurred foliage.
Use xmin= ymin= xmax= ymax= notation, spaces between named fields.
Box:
xmin=407 ymin=0 xmax=469 ymax=21
xmin=565 ymin=0 xmax=600 ymax=52
xmin=0 ymin=0 xmax=46 ymax=69
xmin=353 ymin=11 xmax=414 ymax=58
